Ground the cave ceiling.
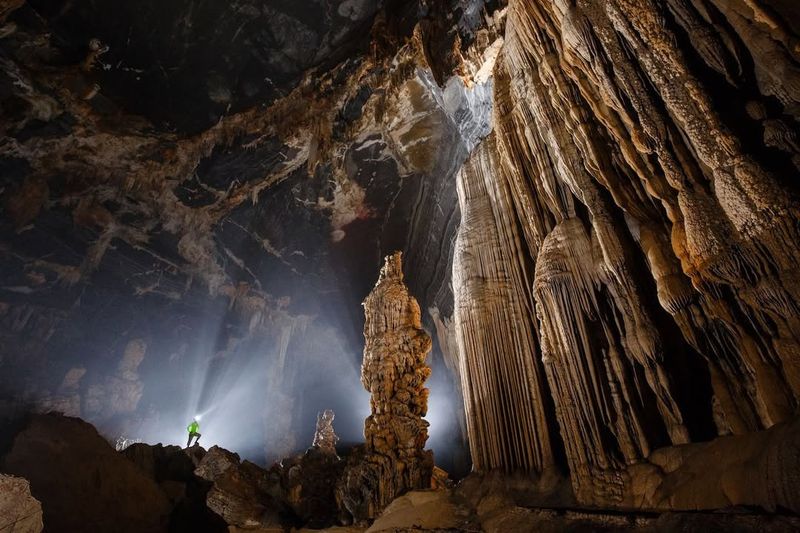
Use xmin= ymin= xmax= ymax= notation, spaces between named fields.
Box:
xmin=0 ymin=0 xmax=493 ymax=341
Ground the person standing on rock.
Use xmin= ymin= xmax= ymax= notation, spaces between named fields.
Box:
xmin=186 ymin=418 xmax=201 ymax=447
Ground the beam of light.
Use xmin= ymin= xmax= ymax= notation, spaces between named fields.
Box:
xmin=124 ymin=303 xmax=463 ymax=471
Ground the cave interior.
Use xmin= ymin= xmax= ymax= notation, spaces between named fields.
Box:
xmin=1 ymin=0 xmax=800 ymax=532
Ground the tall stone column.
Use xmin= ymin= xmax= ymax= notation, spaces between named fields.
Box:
xmin=337 ymin=252 xmax=434 ymax=521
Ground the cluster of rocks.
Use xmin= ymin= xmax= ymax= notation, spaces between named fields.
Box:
xmin=0 ymin=414 xmax=175 ymax=532
xmin=0 ymin=253 xmax=443 ymax=531
xmin=0 ymin=413 xmax=345 ymax=531
xmin=2 ymin=412 xmax=800 ymax=532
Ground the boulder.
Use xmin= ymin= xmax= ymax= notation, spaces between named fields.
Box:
xmin=628 ymin=416 xmax=800 ymax=512
xmin=270 ymin=446 xmax=345 ymax=528
xmin=123 ymin=442 xmax=195 ymax=482
xmin=0 ymin=474 xmax=43 ymax=533
xmin=365 ymin=490 xmax=475 ymax=532
xmin=0 ymin=414 xmax=171 ymax=533
xmin=195 ymin=446 xmax=242 ymax=482
xmin=122 ymin=443 xmax=227 ymax=532
xmin=195 ymin=445 xmax=284 ymax=528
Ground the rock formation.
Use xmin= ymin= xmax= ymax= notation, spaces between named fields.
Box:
xmin=2 ymin=0 xmax=800 ymax=526
xmin=0 ymin=414 xmax=172 ymax=533
xmin=270 ymin=445 xmax=344 ymax=528
xmin=0 ymin=0 xmax=475 ymax=468
xmin=122 ymin=442 xmax=229 ymax=531
xmin=194 ymin=446 xmax=281 ymax=529
xmin=0 ymin=474 xmax=43 ymax=533
xmin=454 ymin=135 xmax=558 ymax=474
xmin=338 ymin=252 xmax=434 ymax=521
xmin=445 ymin=0 xmax=800 ymax=510
xmin=312 ymin=409 xmax=339 ymax=454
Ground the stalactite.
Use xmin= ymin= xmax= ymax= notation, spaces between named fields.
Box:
xmin=453 ymin=136 xmax=556 ymax=474
xmin=451 ymin=0 xmax=800 ymax=507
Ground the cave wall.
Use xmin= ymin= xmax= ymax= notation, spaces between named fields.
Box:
xmin=450 ymin=0 xmax=800 ymax=508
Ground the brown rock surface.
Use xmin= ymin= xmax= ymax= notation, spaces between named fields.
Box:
xmin=0 ymin=474 xmax=43 ymax=533
xmin=2 ymin=0 xmax=800 ymax=523
xmin=365 ymin=490 xmax=477 ymax=532
xmin=0 ymin=414 xmax=171 ymax=533
xmin=194 ymin=446 xmax=281 ymax=529
xmin=456 ymin=470 xmax=800 ymax=533
xmin=271 ymin=447 xmax=344 ymax=528
xmin=629 ymin=416 xmax=800 ymax=512
xmin=122 ymin=443 xmax=228 ymax=532
xmin=194 ymin=446 xmax=242 ymax=483
xmin=448 ymin=0 xmax=800 ymax=511
xmin=337 ymin=252 xmax=434 ymax=521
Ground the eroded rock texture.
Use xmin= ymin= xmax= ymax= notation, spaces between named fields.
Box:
xmin=0 ymin=474 xmax=43 ymax=533
xmin=2 ymin=0 xmax=800 ymax=520
xmin=0 ymin=0 xmax=485 ymax=468
xmin=338 ymin=252 xmax=434 ymax=521
xmin=194 ymin=446 xmax=280 ymax=529
xmin=454 ymin=135 xmax=558 ymax=474
xmin=449 ymin=0 xmax=800 ymax=511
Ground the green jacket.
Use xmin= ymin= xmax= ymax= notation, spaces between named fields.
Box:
xmin=188 ymin=421 xmax=199 ymax=434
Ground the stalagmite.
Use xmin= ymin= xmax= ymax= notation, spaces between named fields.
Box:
xmin=312 ymin=409 xmax=339 ymax=454
xmin=3 ymin=0 xmax=800 ymax=524
xmin=337 ymin=252 xmax=434 ymax=520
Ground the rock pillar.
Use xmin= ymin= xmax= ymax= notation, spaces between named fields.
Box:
xmin=338 ymin=251 xmax=434 ymax=520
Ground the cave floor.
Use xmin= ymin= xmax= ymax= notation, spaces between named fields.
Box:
xmin=277 ymin=489 xmax=800 ymax=533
